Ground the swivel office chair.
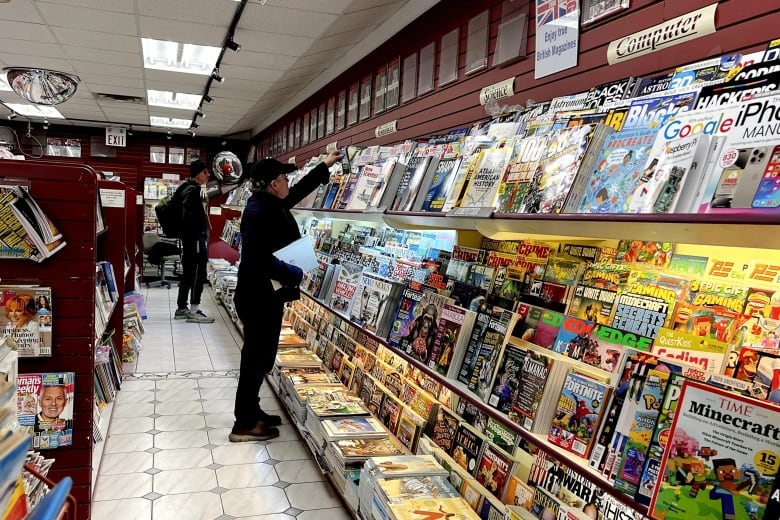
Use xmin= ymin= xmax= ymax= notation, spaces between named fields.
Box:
xmin=142 ymin=232 xmax=180 ymax=289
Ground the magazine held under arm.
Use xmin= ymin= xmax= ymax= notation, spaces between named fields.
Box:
xmin=271 ymin=236 xmax=319 ymax=291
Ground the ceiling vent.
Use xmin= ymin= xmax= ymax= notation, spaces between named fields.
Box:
xmin=95 ymin=93 xmax=145 ymax=104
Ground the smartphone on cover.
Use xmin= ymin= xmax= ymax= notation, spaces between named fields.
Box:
xmin=731 ymin=146 xmax=770 ymax=208
xmin=751 ymin=144 xmax=780 ymax=208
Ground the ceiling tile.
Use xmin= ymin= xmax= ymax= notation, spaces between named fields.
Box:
xmin=71 ymin=61 xmax=141 ymax=79
xmin=136 ymin=0 xmax=234 ymax=26
xmin=64 ymin=47 xmax=140 ymax=68
xmin=238 ymin=5 xmax=338 ymax=38
xmin=220 ymin=50 xmax=298 ymax=71
xmin=37 ymin=0 xmax=135 ymax=14
xmin=0 ymin=2 xmax=46 ymax=23
xmin=234 ymin=28 xmax=314 ymax=56
xmin=138 ymin=16 xmax=225 ymax=46
xmin=261 ymin=0 xmax=353 ymax=14
xmin=344 ymin=0 xmax=403 ymax=14
xmin=35 ymin=4 xmax=138 ymax=36
xmin=52 ymin=28 xmax=140 ymax=54
xmin=217 ymin=63 xmax=285 ymax=83
xmin=78 ymin=75 xmax=145 ymax=89
xmin=0 ymin=21 xmax=57 ymax=43
xmin=0 ymin=39 xmax=68 ymax=60
xmin=1 ymin=54 xmax=75 ymax=72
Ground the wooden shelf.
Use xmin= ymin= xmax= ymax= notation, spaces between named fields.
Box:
xmin=298 ymin=291 xmax=649 ymax=517
xmin=289 ymin=207 xmax=780 ymax=249
xmin=484 ymin=212 xmax=780 ymax=249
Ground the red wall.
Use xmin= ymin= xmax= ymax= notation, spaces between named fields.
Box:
xmin=258 ymin=0 xmax=780 ymax=163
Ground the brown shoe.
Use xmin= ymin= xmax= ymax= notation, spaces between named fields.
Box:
xmin=229 ymin=422 xmax=280 ymax=442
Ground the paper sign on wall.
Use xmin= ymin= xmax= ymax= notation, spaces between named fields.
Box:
xmin=99 ymin=189 xmax=125 ymax=208
xmin=534 ymin=0 xmax=580 ymax=79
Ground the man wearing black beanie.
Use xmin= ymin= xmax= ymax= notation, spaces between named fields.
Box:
xmin=174 ymin=160 xmax=215 ymax=323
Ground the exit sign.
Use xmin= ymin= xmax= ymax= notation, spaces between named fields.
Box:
xmin=106 ymin=127 xmax=127 ymax=147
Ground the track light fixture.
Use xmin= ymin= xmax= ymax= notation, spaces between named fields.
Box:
xmin=7 ymin=112 xmax=16 ymax=120
xmin=226 ymin=38 xmax=241 ymax=52
xmin=190 ymin=122 xmax=199 ymax=129
xmin=127 ymin=125 xmax=133 ymax=136
xmin=166 ymin=130 xmax=172 ymax=140
xmin=211 ymin=68 xmax=224 ymax=83
xmin=42 ymin=119 xmax=49 ymax=130
xmin=203 ymin=94 xmax=213 ymax=104
xmin=195 ymin=107 xmax=205 ymax=118
xmin=187 ymin=128 xmax=196 ymax=136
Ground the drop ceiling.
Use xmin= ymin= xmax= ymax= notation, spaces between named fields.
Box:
xmin=0 ymin=0 xmax=439 ymax=138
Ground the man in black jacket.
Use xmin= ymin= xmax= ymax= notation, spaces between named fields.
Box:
xmin=174 ymin=160 xmax=215 ymax=323
xmin=230 ymin=149 xmax=342 ymax=442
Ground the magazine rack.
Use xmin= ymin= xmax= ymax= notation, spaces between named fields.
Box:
xmin=24 ymin=462 xmax=77 ymax=520
xmin=0 ymin=160 xmax=103 ymax=519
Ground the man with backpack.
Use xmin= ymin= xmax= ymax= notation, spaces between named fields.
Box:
xmin=174 ymin=160 xmax=215 ymax=323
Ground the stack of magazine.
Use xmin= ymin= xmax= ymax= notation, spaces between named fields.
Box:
xmin=358 ymin=455 xmax=475 ymax=520
xmin=304 ymin=390 xmax=372 ymax=448
xmin=282 ymin=382 xmax=344 ymax=424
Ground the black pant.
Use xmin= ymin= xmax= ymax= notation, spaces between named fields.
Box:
xmin=177 ymin=237 xmax=207 ymax=310
xmin=234 ymin=293 xmax=283 ymax=428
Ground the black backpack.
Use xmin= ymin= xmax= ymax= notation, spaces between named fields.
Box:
xmin=154 ymin=184 xmax=186 ymax=238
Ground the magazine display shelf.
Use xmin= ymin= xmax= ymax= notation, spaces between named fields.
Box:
xmin=290 ymin=207 xmax=780 ymax=250
xmin=295 ymin=290 xmax=650 ymax=518
xmin=0 ymin=159 xmax=119 ymax=519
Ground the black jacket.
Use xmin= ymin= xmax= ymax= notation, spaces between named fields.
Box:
xmin=234 ymin=162 xmax=330 ymax=304
xmin=178 ymin=179 xmax=209 ymax=242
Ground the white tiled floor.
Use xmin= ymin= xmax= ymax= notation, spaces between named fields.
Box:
xmin=92 ymin=285 xmax=351 ymax=520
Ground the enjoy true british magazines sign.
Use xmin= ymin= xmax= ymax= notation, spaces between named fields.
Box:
xmin=534 ymin=0 xmax=580 ymax=79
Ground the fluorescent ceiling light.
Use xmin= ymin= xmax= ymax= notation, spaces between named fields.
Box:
xmin=0 ymin=75 xmax=11 ymax=91
xmin=142 ymin=38 xmax=221 ymax=76
xmin=150 ymin=116 xmax=192 ymax=128
xmin=147 ymin=89 xmax=202 ymax=110
xmin=4 ymin=103 xmax=64 ymax=118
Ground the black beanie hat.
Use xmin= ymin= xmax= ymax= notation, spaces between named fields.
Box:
xmin=190 ymin=160 xmax=207 ymax=177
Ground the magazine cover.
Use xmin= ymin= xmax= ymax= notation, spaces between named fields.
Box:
xmin=329 ymin=261 xmax=364 ymax=317
xmin=509 ymin=349 xmax=553 ymax=432
xmin=496 ymin=135 xmax=549 ymax=214
xmin=0 ymin=286 xmax=53 ymax=357
xmin=428 ymin=303 xmax=467 ymax=375
xmin=610 ymin=270 xmax=689 ymax=339
xmin=450 ymin=422 xmax=485 ymax=474
xmin=421 ymin=157 xmax=463 ymax=212
xmin=649 ymin=380 xmax=780 ymax=520
xmin=427 ymin=407 xmax=460 ymax=453
xmin=350 ymin=273 xmax=397 ymax=334
xmin=459 ymin=147 xmax=513 ymax=209
xmin=388 ymin=497 xmax=480 ymax=520
xmin=553 ymin=319 xmax=632 ymax=376
xmin=577 ymin=127 xmax=657 ymax=213
xmin=548 ymin=370 xmax=612 ymax=458
xmin=17 ymin=372 xmax=74 ymax=449
xmin=475 ymin=443 xmax=512 ymax=498
xmin=486 ymin=343 xmax=527 ymax=414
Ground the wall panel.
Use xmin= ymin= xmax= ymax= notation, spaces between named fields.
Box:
xmin=258 ymin=0 xmax=779 ymax=164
